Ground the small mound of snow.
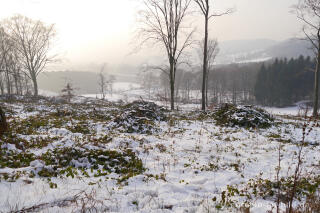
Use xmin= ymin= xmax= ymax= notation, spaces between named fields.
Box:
xmin=48 ymin=128 xmax=72 ymax=136
xmin=30 ymin=160 xmax=45 ymax=168
xmin=214 ymin=104 xmax=274 ymax=128
xmin=1 ymin=143 xmax=17 ymax=151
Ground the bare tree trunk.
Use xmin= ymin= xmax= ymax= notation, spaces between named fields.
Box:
xmin=170 ymin=62 xmax=175 ymax=110
xmin=14 ymin=74 xmax=19 ymax=95
xmin=195 ymin=0 xmax=231 ymax=110
xmin=187 ymin=80 xmax=190 ymax=103
xmin=18 ymin=74 xmax=23 ymax=95
xmin=206 ymin=70 xmax=209 ymax=106
xmin=0 ymin=106 xmax=8 ymax=137
xmin=232 ymin=84 xmax=237 ymax=105
xmin=32 ymin=75 xmax=38 ymax=96
xmin=0 ymin=81 xmax=4 ymax=95
xmin=5 ymin=71 xmax=11 ymax=96
xmin=24 ymin=73 xmax=29 ymax=95
xmin=201 ymin=15 xmax=209 ymax=111
xmin=313 ymin=45 xmax=320 ymax=117
xmin=170 ymin=80 xmax=175 ymax=110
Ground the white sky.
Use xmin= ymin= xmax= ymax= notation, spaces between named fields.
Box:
xmin=0 ymin=0 xmax=303 ymax=69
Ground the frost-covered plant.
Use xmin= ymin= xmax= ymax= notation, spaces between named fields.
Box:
xmin=110 ymin=101 xmax=167 ymax=134
xmin=214 ymin=104 xmax=274 ymax=128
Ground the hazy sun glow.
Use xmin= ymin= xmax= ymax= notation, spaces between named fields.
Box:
xmin=0 ymin=0 xmax=303 ymax=69
xmin=0 ymin=0 xmax=137 ymax=67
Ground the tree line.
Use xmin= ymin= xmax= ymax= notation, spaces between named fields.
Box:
xmin=141 ymin=55 xmax=319 ymax=108
xmin=140 ymin=62 xmax=260 ymax=106
xmin=255 ymin=56 xmax=315 ymax=107
xmin=136 ymin=0 xmax=320 ymax=117
xmin=136 ymin=0 xmax=233 ymax=110
xmin=1 ymin=0 xmax=320 ymax=118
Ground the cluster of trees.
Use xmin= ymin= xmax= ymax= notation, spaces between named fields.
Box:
xmin=206 ymin=64 xmax=259 ymax=105
xmin=137 ymin=0 xmax=232 ymax=110
xmin=141 ymin=55 xmax=319 ymax=109
xmin=254 ymin=56 xmax=315 ymax=107
xmin=0 ymin=15 xmax=56 ymax=133
xmin=141 ymin=62 xmax=260 ymax=106
xmin=137 ymin=0 xmax=320 ymax=116
xmin=97 ymin=64 xmax=116 ymax=100
xmin=0 ymin=15 xmax=56 ymax=97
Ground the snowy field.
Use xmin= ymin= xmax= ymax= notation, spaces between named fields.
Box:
xmin=0 ymin=95 xmax=319 ymax=213
xmin=82 ymin=82 xmax=142 ymax=103
xmin=81 ymin=81 xmax=307 ymax=117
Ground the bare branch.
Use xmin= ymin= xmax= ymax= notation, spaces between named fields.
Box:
xmin=135 ymin=0 xmax=194 ymax=110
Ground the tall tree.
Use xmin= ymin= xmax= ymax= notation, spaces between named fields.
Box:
xmin=137 ymin=0 xmax=194 ymax=110
xmin=194 ymin=0 xmax=232 ymax=110
xmin=0 ymin=26 xmax=13 ymax=96
xmin=0 ymin=27 xmax=10 ymax=135
xmin=294 ymin=0 xmax=320 ymax=117
xmin=4 ymin=15 xmax=57 ymax=96
xmin=198 ymin=38 xmax=219 ymax=106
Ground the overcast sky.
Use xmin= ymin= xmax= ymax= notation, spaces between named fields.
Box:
xmin=0 ymin=0 xmax=303 ymax=69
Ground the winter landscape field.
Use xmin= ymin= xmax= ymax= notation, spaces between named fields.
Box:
xmin=0 ymin=91 xmax=319 ymax=213
xmin=1 ymin=0 xmax=320 ymax=212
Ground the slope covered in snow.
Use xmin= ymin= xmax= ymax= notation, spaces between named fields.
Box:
xmin=0 ymin=97 xmax=319 ymax=212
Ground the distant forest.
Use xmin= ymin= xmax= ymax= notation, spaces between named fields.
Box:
xmin=35 ymin=56 xmax=317 ymax=108
xmin=141 ymin=56 xmax=316 ymax=107
xmin=254 ymin=56 xmax=315 ymax=107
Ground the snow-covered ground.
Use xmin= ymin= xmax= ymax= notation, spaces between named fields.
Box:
xmin=0 ymin=97 xmax=319 ymax=213
xmin=81 ymin=81 xmax=309 ymax=116
xmin=263 ymin=101 xmax=313 ymax=116
xmin=82 ymin=82 xmax=143 ymax=102
xmin=39 ymin=89 xmax=59 ymax=97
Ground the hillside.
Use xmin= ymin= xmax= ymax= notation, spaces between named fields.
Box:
xmin=0 ymin=97 xmax=319 ymax=212
xmin=216 ymin=38 xmax=313 ymax=64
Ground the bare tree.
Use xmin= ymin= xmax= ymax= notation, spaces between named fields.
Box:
xmin=198 ymin=38 xmax=219 ymax=106
xmin=0 ymin=106 xmax=8 ymax=137
xmin=98 ymin=64 xmax=107 ymax=100
xmin=0 ymin=26 xmax=14 ymax=96
xmin=107 ymin=74 xmax=116 ymax=96
xmin=136 ymin=0 xmax=194 ymax=110
xmin=0 ymin=27 xmax=9 ymax=134
xmin=4 ymin=15 xmax=57 ymax=97
xmin=139 ymin=70 xmax=159 ymax=99
xmin=194 ymin=0 xmax=233 ymax=110
xmin=294 ymin=0 xmax=320 ymax=117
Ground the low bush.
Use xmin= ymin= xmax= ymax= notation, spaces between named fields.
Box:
xmin=111 ymin=101 xmax=167 ymax=134
xmin=214 ymin=104 xmax=274 ymax=128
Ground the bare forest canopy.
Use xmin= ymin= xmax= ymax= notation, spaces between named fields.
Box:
xmin=36 ymin=37 xmax=314 ymax=98
xmin=38 ymin=55 xmax=317 ymax=110
xmin=0 ymin=1 xmax=317 ymax=111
